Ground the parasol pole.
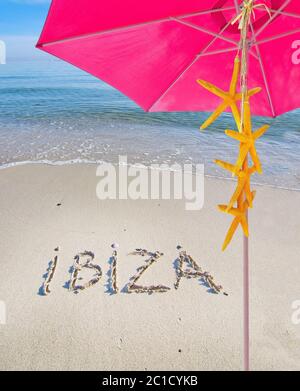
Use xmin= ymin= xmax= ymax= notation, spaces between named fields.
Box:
xmin=241 ymin=46 xmax=250 ymax=372
xmin=241 ymin=2 xmax=271 ymax=368
xmin=235 ymin=0 xmax=253 ymax=372
xmin=242 ymin=41 xmax=250 ymax=373
xmin=243 ymin=205 xmax=250 ymax=371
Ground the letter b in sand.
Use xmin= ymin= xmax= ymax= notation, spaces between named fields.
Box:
xmin=0 ymin=301 xmax=6 ymax=325
xmin=0 ymin=41 xmax=6 ymax=65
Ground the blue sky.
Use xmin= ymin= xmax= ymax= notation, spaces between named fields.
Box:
xmin=0 ymin=0 xmax=51 ymax=59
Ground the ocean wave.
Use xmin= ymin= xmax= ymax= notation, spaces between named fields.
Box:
xmin=1 ymin=60 xmax=300 ymax=191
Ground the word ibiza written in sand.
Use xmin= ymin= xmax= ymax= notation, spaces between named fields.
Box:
xmin=41 ymin=245 xmax=228 ymax=296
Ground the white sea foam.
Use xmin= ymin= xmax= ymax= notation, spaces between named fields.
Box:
xmin=1 ymin=60 xmax=300 ymax=191
xmin=1 ymin=159 xmax=299 ymax=192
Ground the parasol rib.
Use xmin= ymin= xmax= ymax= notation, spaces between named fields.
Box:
xmin=38 ymin=7 xmax=236 ymax=47
xmin=234 ymin=0 xmax=240 ymax=14
xmin=171 ymin=17 xmax=239 ymax=46
xmin=250 ymin=22 xmax=276 ymax=117
xmin=255 ymin=28 xmax=300 ymax=45
xmin=197 ymin=47 xmax=240 ymax=57
xmin=198 ymin=17 xmax=238 ymax=56
xmin=147 ymin=17 xmax=238 ymax=111
xmin=147 ymin=56 xmax=200 ymax=111
xmin=254 ymin=0 xmax=292 ymax=38
xmin=270 ymin=9 xmax=300 ymax=19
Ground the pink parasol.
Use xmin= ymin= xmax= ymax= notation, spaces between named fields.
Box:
xmin=37 ymin=0 xmax=300 ymax=117
xmin=37 ymin=0 xmax=300 ymax=370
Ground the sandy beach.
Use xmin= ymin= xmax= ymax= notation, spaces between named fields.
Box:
xmin=0 ymin=163 xmax=299 ymax=371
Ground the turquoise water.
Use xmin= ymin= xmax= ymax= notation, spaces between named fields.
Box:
xmin=1 ymin=59 xmax=300 ymax=189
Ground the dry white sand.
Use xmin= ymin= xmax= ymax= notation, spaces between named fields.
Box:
xmin=0 ymin=163 xmax=299 ymax=371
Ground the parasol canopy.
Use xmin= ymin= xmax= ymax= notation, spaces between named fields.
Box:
xmin=37 ymin=0 xmax=300 ymax=117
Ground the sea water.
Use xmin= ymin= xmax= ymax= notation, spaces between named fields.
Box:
xmin=1 ymin=59 xmax=300 ymax=190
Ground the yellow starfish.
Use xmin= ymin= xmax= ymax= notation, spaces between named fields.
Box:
xmin=214 ymin=159 xmax=256 ymax=209
xmin=225 ymin=100 xmax=269 ymax=174
xmin=218 ymin=191 xmax=256 ymax=251
xmin=197 ymin=57 xmax=261 ymax=132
